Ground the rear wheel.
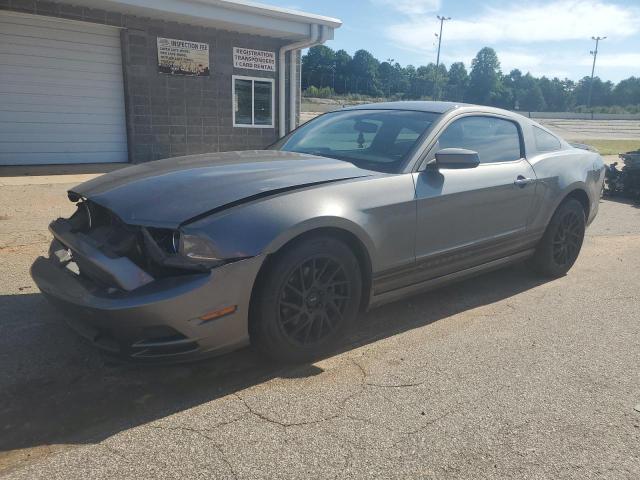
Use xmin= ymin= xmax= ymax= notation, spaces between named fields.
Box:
xmin=251 ymin=235 xmax=362 ymax=363
xmin=527 ymin=198 xmax=586 ymax=277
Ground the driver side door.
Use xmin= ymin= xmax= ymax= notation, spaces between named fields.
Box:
xmin=412 ymin=114 xmax=538 ymax=281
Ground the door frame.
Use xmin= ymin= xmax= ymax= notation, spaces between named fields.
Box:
xmin=407 ymin=110 xmax=529 ymax=173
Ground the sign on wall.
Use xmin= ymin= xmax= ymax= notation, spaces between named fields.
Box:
xmin=233 ymin=47 xmax=276 ymax=72
xmin=157 ymin=37 xmax=210 ymax=76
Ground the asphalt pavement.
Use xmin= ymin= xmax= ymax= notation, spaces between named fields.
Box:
xmin=1 ymin=180 xmax=639 ymax=479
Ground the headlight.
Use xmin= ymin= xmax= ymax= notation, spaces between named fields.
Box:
xmin=142 ymin=228 xmax=225 ymax=271
xmin=179 ymin=233 xmax=222 ymax=263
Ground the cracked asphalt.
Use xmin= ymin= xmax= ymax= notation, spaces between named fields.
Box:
xmin=1 ymin=179 xmax=639 ymax=479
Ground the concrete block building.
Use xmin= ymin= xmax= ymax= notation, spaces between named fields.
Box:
xmin=0 ymin=0 xmax=340 ymax=165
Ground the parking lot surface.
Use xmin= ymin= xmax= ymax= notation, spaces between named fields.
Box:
xmin=1 ymin=179 xmax=639 ymax=479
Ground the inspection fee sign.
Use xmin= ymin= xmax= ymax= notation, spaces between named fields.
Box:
xmin=233 ymin=47 xmax=276 ymax=72
xmin=157 ymin=37 xmax=210 ymax=76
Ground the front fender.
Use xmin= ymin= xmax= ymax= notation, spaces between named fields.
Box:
xmin=181 ymin=188 xmax=377 ymax=265
xmin=262 ymin=215 xmax=376 ymax=256
xmin=181 ymin=174 xmax=416 ymax=275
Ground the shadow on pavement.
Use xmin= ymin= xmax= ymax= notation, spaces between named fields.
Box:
xmin=601 ymin=195 xmax=640 ymax=208
xmin=0 ymin=263 xmax=548 ymax=464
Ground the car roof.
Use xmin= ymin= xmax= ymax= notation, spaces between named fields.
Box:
xmin=342 ymin=101 xmax=469 ymax=114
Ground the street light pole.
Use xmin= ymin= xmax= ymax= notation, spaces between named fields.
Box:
xmin=587 ymin=36 xmax=606 ymax=110
xmin=387 ymin=58 xmax=395 ymax=97
xmin=434 ymin=15 xmax=451 ymax=101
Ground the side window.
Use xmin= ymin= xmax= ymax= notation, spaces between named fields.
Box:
xmin=533 ymin=126 xmax=562 ymax=152
xmin=437 ymin=116 xmax=522 ymax=163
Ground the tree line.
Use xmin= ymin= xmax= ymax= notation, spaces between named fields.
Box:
xmin=302 ymin=46 xmax=640 ymax=112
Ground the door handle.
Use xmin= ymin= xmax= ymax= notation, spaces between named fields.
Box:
xmin=514 ymin=176 xmax=534 ymax=187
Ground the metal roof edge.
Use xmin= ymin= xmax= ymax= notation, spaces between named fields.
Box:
xmin=187 ymin=0 xmax=342 ymax=27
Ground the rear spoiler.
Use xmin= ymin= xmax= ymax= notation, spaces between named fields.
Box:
xmin=570 ymin=142 xmax=599 ymax=153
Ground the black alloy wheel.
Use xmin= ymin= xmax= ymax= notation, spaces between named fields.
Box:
xmin=251 ymin=235 xmax=362 ymax=363
xmin=528 ymin=198 xmax=586 ymax=277
xmin=277 ymin=255 xmax=350 ymax=346
xmin=551 ymin=210 xmax=583 ymax=267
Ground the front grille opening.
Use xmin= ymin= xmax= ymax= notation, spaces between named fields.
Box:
xmin=130 ymin=325 xmax=198 ymax=357
xmin=132 ymin=342 xmax=199 ymax=357
xmin=64 ymin=201 xmax=198 ymax=281
xmin=136 ymin=325 xmax=187 ymax=344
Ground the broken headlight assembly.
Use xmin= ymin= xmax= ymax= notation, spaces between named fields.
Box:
xmin=142 ymin=228 xmax=225 ymax=271
xmin=179 ymin=233 xmax=223 ymax=265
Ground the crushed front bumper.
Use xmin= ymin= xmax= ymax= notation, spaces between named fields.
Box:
xmin=31 ymin=243 xmax=265 ymax=362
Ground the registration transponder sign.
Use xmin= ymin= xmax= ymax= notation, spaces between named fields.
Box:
xmin=233 ymin=47 xmax=276 ymax=72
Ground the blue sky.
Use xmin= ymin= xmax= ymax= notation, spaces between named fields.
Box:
xmin=268 ymin=0 xmax=640 ymax=83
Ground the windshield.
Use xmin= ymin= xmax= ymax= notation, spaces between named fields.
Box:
xmin=271 ymin=109 xmax=440 ymax=173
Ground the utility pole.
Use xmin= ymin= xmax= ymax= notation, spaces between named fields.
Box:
xmin=387 ymin=58 xmax=395 ymax=97
xmin=331 ymin=63 xmax=336 ymax=91
xmin=587 ymin=36 xmax=606 ymax=110
xmin=433 ymin=15 xmax=451 ymax=101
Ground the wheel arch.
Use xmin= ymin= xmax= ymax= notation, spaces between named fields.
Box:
xmin=249 ymin=225 xmax=375 ymax=330
xmin=563 ymin=187 xmax=591 ymax=220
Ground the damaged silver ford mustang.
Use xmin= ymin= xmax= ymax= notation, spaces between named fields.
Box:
xmin=31 ymin=102 xmax=605 ymax=362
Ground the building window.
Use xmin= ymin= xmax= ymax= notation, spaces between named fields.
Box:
xmin=233 ymin=75 xmax=274 ymax=128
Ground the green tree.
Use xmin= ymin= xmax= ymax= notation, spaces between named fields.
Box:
xmin=538 ymin=77 xmax=574 ymax=111
xmin=402 ymin=65 xmax=417 ymax=97
xmin=301 ymin=45 xmax=336 ymax=89
xmin=613 ymin=76 xmax=640 ymax=106
xmin=517 ymin=73 xmax=546 ymax=111
xmin=300 ymin=43 xmax=638 ymax=112
xmin=378 ymin=61 xmax=396 ymax=97
xmin=333 ymin=49 xmax=352 ymax=94
xmin=433 ymin=63 xmax=448 ymax=100
xmin=573 ymin=76 xmax=614 ymax=107
xmin=412 ymin=63 xmax=440 ymax=99
xmin=497 ymin=69 xmax=545 ymax=110
xmin=350 ymin=49 xmax=380 ymax=95
xmin=464 ymin=47 xmax=503 ymax=106
xmin=445 ymin=62 xmax=468 ymax=102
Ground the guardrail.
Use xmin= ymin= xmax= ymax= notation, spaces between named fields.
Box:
xmin=518 ymin=112 xmax=640 ymax=120
xmin=301 ymin=102 xmax=640 ymax=120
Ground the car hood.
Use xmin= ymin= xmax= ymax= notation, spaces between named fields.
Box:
xmin=70 ymin=151 xmax=375 ymax=228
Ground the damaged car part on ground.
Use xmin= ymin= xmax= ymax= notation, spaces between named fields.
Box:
xmin=603 ymin=150 xmax=640 ymax=201
xmin=31 ymin=102 xmax=606 ymax=363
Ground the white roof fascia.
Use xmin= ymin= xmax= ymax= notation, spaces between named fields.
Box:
xmin=64 ymin=0 xmax=341 ymax=39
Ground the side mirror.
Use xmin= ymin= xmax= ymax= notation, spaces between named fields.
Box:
xmin=435 ymin=148 xmax=480 ymax=169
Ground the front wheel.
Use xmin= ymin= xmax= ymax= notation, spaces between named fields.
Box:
xmin=527 ymin=198 xmax=586 ymax=277
xmin=251 ymin=235 xmax=362 ymax=363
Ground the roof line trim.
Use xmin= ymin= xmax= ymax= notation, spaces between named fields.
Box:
xmin=187 ymin=0 xmax=343 ymax=27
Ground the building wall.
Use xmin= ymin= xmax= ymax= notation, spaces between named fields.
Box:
xmin=0 ymin=0 xmax=298 ymax=163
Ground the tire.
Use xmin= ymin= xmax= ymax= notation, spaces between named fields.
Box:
xmin=527 ymin=198 xmax=586 ymax=278
xmin=251 ymin=235 xmax=362 ymax=363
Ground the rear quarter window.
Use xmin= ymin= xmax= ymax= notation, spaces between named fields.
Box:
xmin=533 ymin=126 xmax=562 ymax=152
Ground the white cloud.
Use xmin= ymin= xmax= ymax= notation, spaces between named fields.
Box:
xmin=385 ymin=0 xmax=640 ymax=50
xmin=496 ymin=52 xmax=544 ymax=70
xmin=578 ymin=53 xmax=640 ymax=68
xmin=372 ymin=0 xmax=440 ymax=16
xmin=497 ymin=51 xmax=574 ymax=78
